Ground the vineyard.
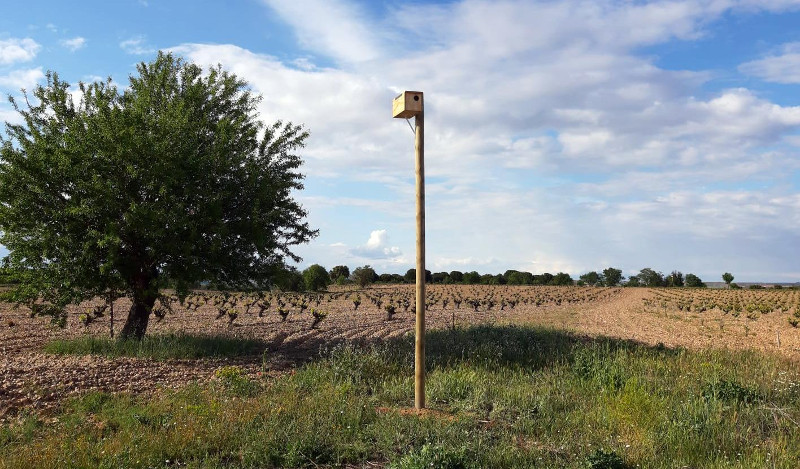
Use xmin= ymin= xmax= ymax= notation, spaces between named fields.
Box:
xmin=4 ymin=285 xmax=800 ymax=467
xmin=643 ymin=288 xmax=800 ymax=323
xmin=3 ymin=285 xmax=800 ymax=422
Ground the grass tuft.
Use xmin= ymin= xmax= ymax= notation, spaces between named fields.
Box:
xmin=43 ymin=333 xmax=266 ymax=360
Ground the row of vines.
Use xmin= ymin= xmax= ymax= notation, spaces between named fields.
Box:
xmin=642 ymin=288 xmax=800 ymax=326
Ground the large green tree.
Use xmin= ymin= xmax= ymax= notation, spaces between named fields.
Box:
xmin=328 ymin=265 xmax=350 ymax=283
xmin=722 ymin=272 xmax=734 ymax=287
xmin=666 ymin=270 xmax=684 ymax=287
xmin=302 ymin=264 xmax=330 ymax=291
xmin=404 ymin=268 xmax=432 ymax=284
xmin=551 ymin=272 xmax=574 ymax=286
xmin=579 ymin=271 xmax=601 ymax=286
xmin=351 ymin=265 xmax=378 ymax=288
xmin=0 ymin=52 xmax=317 ymax=339
xmin=602 ymin=267 xmax=623 ymax=287
xmin=638 ymin=268 xmax=665 ymax=287
xmin=685 ymin=273 xmax=706 ymax=288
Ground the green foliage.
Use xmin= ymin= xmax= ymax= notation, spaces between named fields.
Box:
xmin=310 ymin=308 xmax=328 ymax=328
xmin=29 ymin=303 xmax=68 ymax=328
xmin=431 ymin=271 xmax=450 ymax=283
xmin=0 ymin=266 xmax=19 ymax=285
xmin=580 ymin=271 xmax=601 ymax=286
xmin=391 ymin=443 xmax=470 ymax=469
xmin=602 ymin=267 xmax=623 ymax=287
xmin=481 ymin=273 xmax=506 ymax=285
xmin=404 ymin=268 xmax=432 ymax=283
xmin=584 ymin=449 xmax=630 ymax=469
xmin=352 ymin=265 xmax=378 ymax=288
xmin=504 ymin=270 xmax=534 ymax=285
xmin=273 ymin=266 xmax=304 ymax=292
xmin=462 ymin=271 xmax=481 ymax=284
xmin=0 ymin=52 xmax=316 ymax=338
xmin=550 ymin=272 xmax=574 ymax=286
xmin=378 ymin=273 xmax=405 ymax=284
xmin=666 ymin=270 xmax=684 ymax=287
xmin=43 ymin=333 xmax=265 ymax=359
xmin=215 ymin=366 xmax=261 ymax=397
xmin=329 ymin=265 xmax=350 ymax=281
xmin=303 ymin=264 xmax=331 ymax=291
xmin=684 ymin=273 xmax=706 ymax=288
xmin=638 ymin=268 xmax=665 ymax=287
xmin=723 ymin=272 xmax=734 ymax=285
xmin=702 ymin=379 xmax=762 ymax=405
xmin=534 ymin=272 xmax=554 ymax=285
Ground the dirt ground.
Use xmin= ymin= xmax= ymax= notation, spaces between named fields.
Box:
xmin=2 ymin=285 xmax=798 ymax=422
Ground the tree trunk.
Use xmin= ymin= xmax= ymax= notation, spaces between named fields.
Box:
xmin=120 ymin=292 xmax=157 ymax=340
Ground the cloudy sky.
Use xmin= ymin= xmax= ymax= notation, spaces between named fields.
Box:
xmin=2 ymin=0 xmax=800 ymax=282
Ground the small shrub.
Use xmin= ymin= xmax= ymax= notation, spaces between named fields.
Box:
xmin=215 ymin=366 xmax=260 ymax=397
xmin=584 ymin=448 xmax=629 ymax=469
xmin=310 ymin=309 xmax=327 ymax=329
xmin=384 ymin=303 xmax=397 ymax=320
xmin=79 ymin=313 xmax=92 ymax=327
xmin=226 ymin=308 xmax=238 ymax=324
xmin=702 ymin=379 xmax=761 ymax=405
xmin=390 ymin=443 xmax=469 ymax=469
xmin=153 ymin=306 xmax=167 ymax=322
xmin=278 ymin=308 xmax=290 ymax=321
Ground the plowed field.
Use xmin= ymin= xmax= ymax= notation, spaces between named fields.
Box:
xmin=2 ymin=285 xmax=799 ymax=422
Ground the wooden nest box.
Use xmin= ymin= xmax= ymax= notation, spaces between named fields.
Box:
xmin=392 ymin=91 xmax=423 ymax=118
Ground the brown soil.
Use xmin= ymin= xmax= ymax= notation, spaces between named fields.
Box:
xmin=1 ymin=285 xmax=798 ymax=422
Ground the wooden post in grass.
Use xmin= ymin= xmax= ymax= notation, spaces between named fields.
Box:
xmin=392 ymin=91 xmax=425 ymax=409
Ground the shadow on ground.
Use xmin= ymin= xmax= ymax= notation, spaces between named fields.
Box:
xmin=264 ymin=324 xmax=685 ymax=372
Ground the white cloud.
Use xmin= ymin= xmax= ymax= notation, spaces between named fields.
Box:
xmin=0 ymin=67 xmax=44 ymax=91
xmin=0 ymin=38 xmax=40 ymax=65
xmin=739 ymin=42 xmax=800 ymax=83
xmin=261 ymin=0 xmax=379 ymax=63
xmin=60 ymin=37 xmax=87 ymax=52
xmin=174 ymin=0 xmax=800 ymax=281
xmin=349 ymin=230 xmax=402 ymax=259
xmin=120 ymin=36 xmax=155 ymax=55
xmin=0 ymin=106 xmax=21 ymax=125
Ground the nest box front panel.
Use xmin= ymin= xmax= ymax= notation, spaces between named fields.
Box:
xmin=392 ymin=91 xmax=423 ymax=118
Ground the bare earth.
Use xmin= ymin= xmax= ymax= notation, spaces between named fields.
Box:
xmin=2 ymin=285 xmax=798 ymax=422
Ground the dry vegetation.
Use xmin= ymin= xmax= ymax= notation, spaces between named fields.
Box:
xmin=2 ymin=285 xmax=800 ymax=422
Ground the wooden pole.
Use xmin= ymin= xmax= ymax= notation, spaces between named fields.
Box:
xmin=391 ymin=91 xmax=425 ymax=410
xmin=414 ymin=110 xmax=425 ymax=410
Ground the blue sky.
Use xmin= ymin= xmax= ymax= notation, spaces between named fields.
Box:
xmin=2 ymin=0 xmax=800 ymax=282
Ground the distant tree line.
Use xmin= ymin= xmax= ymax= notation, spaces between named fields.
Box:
xmin=1 ymin=259 xmax=713 ymax=293
xmin=259 ymin=264 xmax=715 ymax=292
xmin=621 ymin=268 xmax=706 ymax=288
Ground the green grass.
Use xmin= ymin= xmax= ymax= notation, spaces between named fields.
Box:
xmin=4 ymin=325 xmax=800 ymax=468
xmin=43 ymin=333 xmax=266 ymax=360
